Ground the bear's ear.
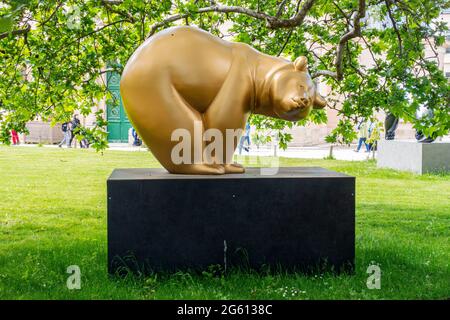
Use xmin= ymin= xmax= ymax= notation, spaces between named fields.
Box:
xmin=294 ymin=56 xmax=308 ymax=71
xmin=313 ymin=93 xmax=327 ymax=109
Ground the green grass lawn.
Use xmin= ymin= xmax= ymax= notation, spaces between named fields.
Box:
xmin=0 ymin=146 xmax=449 ymax=299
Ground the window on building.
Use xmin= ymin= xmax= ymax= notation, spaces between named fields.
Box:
xmin=446 ymin=47 xmax=450 ymax=54
xmin=446 ymin=72 xmax=450 ymax=78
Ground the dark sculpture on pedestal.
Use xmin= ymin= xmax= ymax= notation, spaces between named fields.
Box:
xmin=384 ymin=113 xmax=399 ymax=140
xmin=384 ymin=106 xmax=437 ymax=143
xmin=120 ymin=26 xmax=327 ymax=174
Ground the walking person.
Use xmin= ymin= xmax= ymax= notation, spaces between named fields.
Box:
xmin=132 ymin=128 xmax=142 ymax=146
xmin=68 ymin=115 xmax=81 ymax=147
xmin=58 ymin=122 xmax=72 ymax=148
xmin=367 ymin=119 xmax=383 ymax=153
xmin=239 ymin=122 xmax=251 ymax=154
xmin=11 ymin=130 xmax=19 ymax=145
xmin=367 ymin=120 xmax=375 ymax=151
xmin=355 ymin=120 xmax=370 ymax=152
xmin=77 ymin=127 xmax=90 ymax=149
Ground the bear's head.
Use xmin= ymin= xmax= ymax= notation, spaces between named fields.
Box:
xmin=269 ymin=56 xmax=327 ymax=121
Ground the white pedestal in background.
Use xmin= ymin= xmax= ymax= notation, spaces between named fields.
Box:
xmin=377 ymin=140 xmax=450 ymax=174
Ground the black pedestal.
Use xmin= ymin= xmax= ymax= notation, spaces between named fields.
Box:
xmin=107 ymin=167 xmax=355 ymax=274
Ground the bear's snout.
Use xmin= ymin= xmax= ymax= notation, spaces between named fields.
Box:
xmin=291 ymin=96 xmax=311 ymax=109
xmin=278 ymin=98 xmax=312 ymax=121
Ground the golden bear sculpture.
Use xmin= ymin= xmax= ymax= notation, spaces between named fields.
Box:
xmin=120 ymin=26 xmax=327 ymax=174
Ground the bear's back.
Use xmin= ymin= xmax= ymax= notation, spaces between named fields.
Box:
xmin=122 ymin=26 xmax=242 ymax=111
xmin=124 ymin=27 xmax=233 ymax=77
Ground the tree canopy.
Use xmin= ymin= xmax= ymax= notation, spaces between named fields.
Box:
xmin=1 ymin=0 xmax=449 ymax=149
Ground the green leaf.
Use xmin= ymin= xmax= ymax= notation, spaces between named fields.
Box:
xmin=0 ymin=16 xmax=13 ymax=33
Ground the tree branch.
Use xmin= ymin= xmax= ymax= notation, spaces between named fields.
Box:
xmin=277 ymin=0 xmax=303 ymax=57
xmin=101 ymin=0 xmax=136 ymax=23
xmin=361 ymin=35 xmax=381 ymax=70
xmin=276 ymin=0 xmax=289 ymax=18
xmin=38 ymin=1 xmax=64 ymax=26
xmin=277 ymin=28 xmax=294 ymax=56
xmin=334 ymin=0 xmax=366 ymax=80
xmin=0 ymin=23 xmax=31 ymax=40
xmin=385 ymin=0 xmax=403 ymax=57
xmin=72 ymin=19 xmax=131 ymax=44
xmin=147 ymin=0 xmax=318 ymax=38
xmin=101 ymin=0 xmax=123 ymax=4
xmin=332 ymin=1 xmax=351 ymax=23
xmin=312 ymin=70 xmax=338 ymax=79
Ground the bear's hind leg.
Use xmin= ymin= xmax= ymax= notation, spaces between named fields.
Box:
xmin=128 ymin=84 xmax=225 ymax=175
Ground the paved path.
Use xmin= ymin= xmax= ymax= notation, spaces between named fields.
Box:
xmin=236 ymin=145 xmax=374 ymax=161
xmin=23 ymin=142 xmax=374 ymax=161
xmin=15 ymin=136 xmax=450 ymax=162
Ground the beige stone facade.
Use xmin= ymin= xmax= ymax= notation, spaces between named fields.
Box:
xmin=21 ymin=121 xmax=64 ymax=144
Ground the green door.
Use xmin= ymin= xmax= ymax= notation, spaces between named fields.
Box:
xmin=107 ymin=71 xmax=131 ymax=142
